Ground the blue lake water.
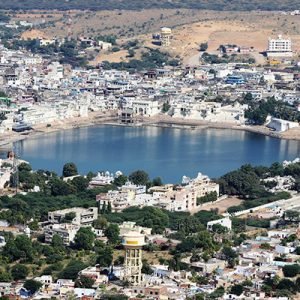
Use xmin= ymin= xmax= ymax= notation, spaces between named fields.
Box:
xmin=5 ymin=125 xmax=300 ymax=183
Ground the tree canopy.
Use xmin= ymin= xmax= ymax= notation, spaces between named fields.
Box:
xmin=74 ymin=227 xmax=95 ymax=250
xmin=128 ymin=170 xmax=149 ymax=186
xmin=62 ymin=162 xmax=78 ymax=177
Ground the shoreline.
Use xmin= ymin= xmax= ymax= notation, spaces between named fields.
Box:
xmin=0 ymin=113 xmax=300 ymax=150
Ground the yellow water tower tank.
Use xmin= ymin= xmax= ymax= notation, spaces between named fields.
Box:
xmin=122 ymin=231 xmax=145 ymax=285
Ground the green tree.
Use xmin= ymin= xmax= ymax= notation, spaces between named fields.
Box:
xmin=162 ymin=103 xmax=171 ymax=113
xmin=74 ymin=227 xmax=95 ymax=250
xmin=93 ymin=216 xmax=108 ymax=229
xmin=18 ymin=163 xmax=32 ymax=172
xmin=230 ymin=284 xmax=244 ymax=296
xmin=119 ymin=206 xmax=169 ymax=234
xmin=285 ymin=210 xmax=300 ymax=222
xmin=62 ymin=162 xmax=78 ymax=177
xmin=59 ymin=260 xmax=86 ymax=280
xmin=296 ymin=277 xmax=300 ymax=292
xmin=152 ymin=177 xmax=163 ymax=186
xmin=11 ymin=264 xmax=29 ymax=280
xmin=141 ymin=259 xmax=153 ymax=275
xmin=199 ymin=42 xmax=208 ymax=51
xmin=243 ymin=92 xmax=253 ymax=103
xmin=197 ymin=191 xmax=218 ymax=205
xmin=75 ymin=275 xmax=95 ymax=288
xmin=177 ymin=230 xmax=218 ymax=253
xmin=209 ymin=286 xmax=225 ymax=299
xmin=113 ymin=175 xmax=127 ymax=187
xmin=0 ymin=270 xmax=12 ymax=282
xmin=282 ymin=264 xmax=300 ymax=278
xmin=107 ymin=202 xmax=112 ymax=214
xmin=105 ymin=224 xmax=120 ymax=244
xmin=51 ymin=234 xmax=65 ymax=252
xmin=95 ymin=241 xmax=113 ymax=266
xmin=222 ymin=246 xmax=238 ymax=267
xmin=50 ymin=178 xmax=76 ymax=196
xmin=277 ymin=278 xmax=296 ymax=293
xmin=218 ymin=165 xmax=261 ymax=197
xmin=128 ymin=170 xmax=149 ymax=186
xmin=3 ymin=235 xmax=34 ymax=262
xmin=62 ymin=212 xmax=76 ymax=223
xmin=71 ymin=176 xmax=89 ymax=191
xmin=211 ymin=223 xmax=227 ymax=234
xmin=23 ymin=280 xmax=42 ymax=294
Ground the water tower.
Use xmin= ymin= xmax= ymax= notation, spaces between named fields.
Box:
xmin=122 ymin=231 xmax=145 ymax=285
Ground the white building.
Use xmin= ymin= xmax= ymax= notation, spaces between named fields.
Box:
xmin=48 ymin=207 xmax=98 ymax=226
xmin=0 ymin=236 xmax=6 ymax=248
xmin=267 ymin=35 xmax=293 ymax=57
xmin=79 ymin=266 xmax=108 ymax=285
xmin=99 ymin=41 xmax=112 ymax=50
xmin=207 ymin=217 xmax=232 ymax=231
xmin=266 ymin=117 xmax=299 ymax=132
xmin=160 ymin=27 xmax=172 ymax=47
xmin=44 ymin=223 xmax=80 ymax=245
xmin=89 ymin=171 xmax=115 ymax=187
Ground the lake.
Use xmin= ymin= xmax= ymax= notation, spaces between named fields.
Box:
xmin=4 ymin=125 xmax=300 ymax=183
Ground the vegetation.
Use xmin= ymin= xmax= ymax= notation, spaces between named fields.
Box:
xmin=128 ymin=170 xmax=149 ymax=186
xmin=262 ymin=275 xmax=300 ymax=297
xmin=162 ymin=102 xmax=171 ymax=113
xmin=23 ymin=280 xmax=42 ymax=294
xmin=202 ymin=52 xmax=255 ymax=64
xmin=0 ymin=160 xmax=299 ymax=293
xmin=74 ymin=227 xmax=95 ymax=250
xmin=6 ymin=39 xmax=88 ymax=68
xmin=0 ymin=1 xmax=298 ymax=10
xmin=245 ymin=97 xmax=300 ymax=125
xmin=282 ymin=264 xmax=300 ymax=278
xmin=199 ymin=42 xmax=208 ymax=52
xmin=196 ymin=191 xmax=218 ymax=205
xmin=62 ymin=162 xmax=79 ymax=177
xmin=102 ymin=48 xmax=179 ymax=72
xmin=11 ymin=264 xmax=29 ymax=280
xmin=219 ymin=163 xmax=292 ymax=210
xmin=58 ymin=260 xmax=87 ymax=280
xmin=75 ymin=275 xmax=95 ymax=288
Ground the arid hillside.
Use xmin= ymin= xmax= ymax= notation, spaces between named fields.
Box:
xmin=14 ymin=10 xmax=300 ymax=64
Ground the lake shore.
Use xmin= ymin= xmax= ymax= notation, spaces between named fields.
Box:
xmin=0 ymin=113 xmax=300 ymax=150
xmin=142 ymin=115 xmax=300 ymax=141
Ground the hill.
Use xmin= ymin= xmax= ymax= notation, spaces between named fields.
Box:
xmin=0 ymin=0 xmax=299 ymax=11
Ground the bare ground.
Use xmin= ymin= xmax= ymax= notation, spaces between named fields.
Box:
xmin=15 ymin=10 xmax=300 ymax=63
xmin=193 ymin=196 xmax=242 ymax=214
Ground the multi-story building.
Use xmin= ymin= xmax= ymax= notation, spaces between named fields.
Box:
xmin=267 ymin=35 xmax=293 ymax=57
xmin=160 ymin=27 xmax=172 ymax=47
xmin=48 ymin=207 xmax=98 ymax=226
xmin=97 ymin=173 xmax=219 ymax=213
xmin=44 ymin=223 xmax=80 ymax=245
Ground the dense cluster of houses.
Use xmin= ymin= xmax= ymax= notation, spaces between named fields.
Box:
xmin=0 ymin=44 xmax=300 ymax=134
xmin=0 ymin=159 xmax=299 ymax=299
xmin=1 ymin=210 xmax=300 ymax=300
xmin=96 ymin=172 xmax=220 ymax=213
